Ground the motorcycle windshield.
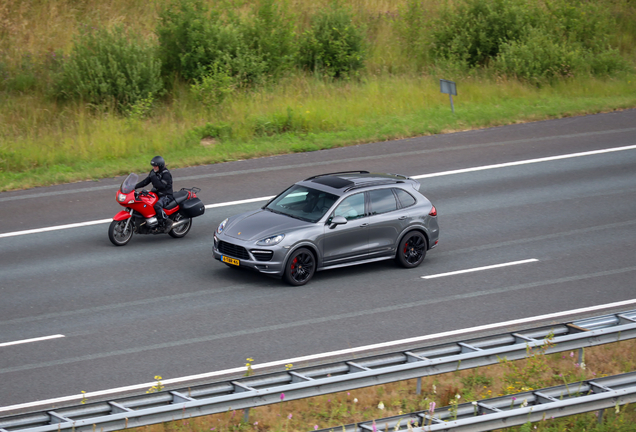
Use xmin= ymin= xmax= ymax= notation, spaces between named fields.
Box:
xmin=120 ymin=173 xmax=138 ymax=194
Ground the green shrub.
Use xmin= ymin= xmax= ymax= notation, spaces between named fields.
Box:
xmin=493 ymin=29 xmax=584 ymax=82
xmin=54 ymin=25 xmax=163 ymax=113
xmin=587 ymin=48 xmax=629 ymax=76
xmin=544 ymin=0 xmax=613 ymax=51
xmin=297 ymin=2 xmax=366 ymax=78
xmin=156 ymin=0 xmax=269 ymax=86
xmin=432 ymin=0 xmax=628 ymax=80
xmin=190 ymin=62 xmax=235 ymax=108
xmin=431 ymin=0 xmax=538 ymax=67
xmin=156 ymin=0 xmax=216 ymax=81
xmin=241 ymin=0 xmax=297 ymax=78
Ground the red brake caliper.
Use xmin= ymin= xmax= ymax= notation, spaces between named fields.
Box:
xmin=291 ymin=257 xmax=297 ymax=270
xmin=404 ymin=242 xmax=408 ymax=254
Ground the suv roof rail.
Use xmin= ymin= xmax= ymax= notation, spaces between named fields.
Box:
xmin=343 ymin=179 xmax=404 ymax=192
xmin=304 ymin=171 xmax=370 ymax=181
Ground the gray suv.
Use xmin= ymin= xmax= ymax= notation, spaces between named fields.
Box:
xmin=213 ymin=171 xmax=439 ymax=285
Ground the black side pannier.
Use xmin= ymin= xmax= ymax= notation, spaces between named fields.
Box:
xmin=180 ymin=197 xmax=205 ymax=218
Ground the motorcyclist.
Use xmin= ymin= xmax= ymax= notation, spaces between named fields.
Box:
xmin=135 ymin=156 xmax=174 ymax=230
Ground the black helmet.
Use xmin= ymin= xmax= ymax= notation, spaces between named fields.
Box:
xmin=150 ymin=156 xmax=165 ymax=169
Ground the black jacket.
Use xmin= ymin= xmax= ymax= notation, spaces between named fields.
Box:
xmin=135 ymin=168 xmax=173 ymax=198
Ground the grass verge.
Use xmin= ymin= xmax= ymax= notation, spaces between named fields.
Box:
xmin=1 ymin=73 xmax=635 ymax=192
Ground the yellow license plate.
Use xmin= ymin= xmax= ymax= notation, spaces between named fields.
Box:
xmin=222 ymin=256 xmax=240 ymax=266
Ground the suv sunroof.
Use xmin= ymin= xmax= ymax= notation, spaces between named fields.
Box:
xmin=310 ymin=176 xmax=354 ymax=189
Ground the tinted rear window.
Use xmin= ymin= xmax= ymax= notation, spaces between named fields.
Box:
xmin=394 ymin=188 xmax=416 ymax=208
xmin=369 ymin=189 xmax=397 ymax=215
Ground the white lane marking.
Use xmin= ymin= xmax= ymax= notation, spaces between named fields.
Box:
xmin=422 ymin=259 xmax=539 ymax=279
xmin=411 ymin=144 xmax=636 ymax=179
xmin=205 ymin=196 xmax=275 ymax=209
xmin=0 ymin=334 xmax=65 ymax=347
xmin=0 ymin=219 xmax=113 ymax=239
xmin=0 ymin=197 xmax=276 ymax=239
xmin=3 ymin=298 xmax=636 ymax=412
xmin=2 ymin=144 xmax=635 ymax=240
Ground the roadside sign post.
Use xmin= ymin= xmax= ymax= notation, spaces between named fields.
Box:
xmin=440 ymin=79 xmax=457 ymax=113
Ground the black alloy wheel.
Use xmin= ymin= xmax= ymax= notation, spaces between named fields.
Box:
xmin=283 ymin=248 xmax=316 ymax=286
xmin=396 ymin=231 xmax=427 ymax=268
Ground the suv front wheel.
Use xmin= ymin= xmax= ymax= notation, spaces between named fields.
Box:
xmin=283 ymin=248 xmax=316 ymax=286
xmin=396 ymin=231 xmax=427 ymax=268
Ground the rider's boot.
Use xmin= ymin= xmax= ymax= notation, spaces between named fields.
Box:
xmin=159 ymin=210 xmax=173 ymax=232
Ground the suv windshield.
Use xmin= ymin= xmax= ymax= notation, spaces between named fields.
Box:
xmin=265 ymin=185 xmax=338 ymax=223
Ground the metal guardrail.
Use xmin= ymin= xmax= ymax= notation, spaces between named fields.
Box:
xmin=319 ymin=371 xmax=636 ymax=432
xmin=1 ymin=310 xmax=635 ymax=432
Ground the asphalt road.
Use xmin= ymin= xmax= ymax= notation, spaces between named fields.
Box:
xmin=1 ymin=110 xmax=635 ymax=410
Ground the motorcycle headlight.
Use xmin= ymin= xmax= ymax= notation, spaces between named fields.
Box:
xmin=117 ymin=193 xmax=127 ymax=202
xmin=217 ymin=218 xmax=229 ymax=234
xmin=256 ymin=234 xmax=285 ymax=246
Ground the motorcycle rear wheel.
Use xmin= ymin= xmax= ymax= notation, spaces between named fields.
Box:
xmin=169 ymin=213 xmax=192 ymax=238
xmin=108 ymin=219 xmax=133 ymax=246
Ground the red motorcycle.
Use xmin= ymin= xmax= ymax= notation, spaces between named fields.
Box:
xmin=108 ymin=173 xmax=205 ymax=246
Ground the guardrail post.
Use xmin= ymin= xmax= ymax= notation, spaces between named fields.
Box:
xmin=578 ymin=348 xmax=584 ymax=365
xmin=416 ymin=377 xmax=422 ymax=395
xmin=597 ymin=409 xmax=604 ymax=424
xmin=243 ymin=408 xmax=250 ymax=423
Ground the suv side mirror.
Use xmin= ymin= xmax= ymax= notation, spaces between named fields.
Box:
xmin=329 ymin=215 xmax=347 ymax=229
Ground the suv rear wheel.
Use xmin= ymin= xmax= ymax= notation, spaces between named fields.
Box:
xmin=396 ymin=231 xmax=427 ymax=268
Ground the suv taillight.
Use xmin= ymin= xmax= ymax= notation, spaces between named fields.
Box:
xmin=429 ymin=205 xmax=437 ymax=217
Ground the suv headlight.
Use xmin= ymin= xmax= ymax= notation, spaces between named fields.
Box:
xmin=256 ymin=234 xmax=285 ymax=246
xmin=217 ymin=218 xmax=228 ymax=234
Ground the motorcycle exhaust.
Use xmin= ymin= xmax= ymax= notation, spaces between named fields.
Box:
xmin=171 ymin=219 xmax=189 ymax=229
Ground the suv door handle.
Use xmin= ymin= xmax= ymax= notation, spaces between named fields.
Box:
xmin=359 ymin=223 xmax=369 ymax=227
xmin=398 ymin=216 xmax=408 ymax=220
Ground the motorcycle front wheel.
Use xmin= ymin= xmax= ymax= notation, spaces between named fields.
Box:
xmin=108 ymin=219 xmax=133 ymax=246
xmin=168 ymin=213 xmax=192 ymax=238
